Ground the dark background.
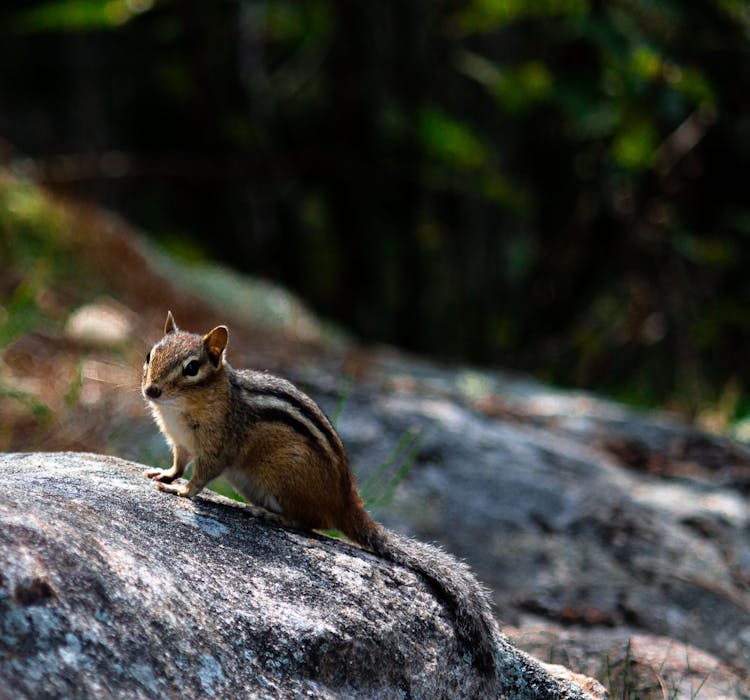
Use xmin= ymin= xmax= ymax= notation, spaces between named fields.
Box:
xmin=2 ymin=0 xmax=749 ymax=417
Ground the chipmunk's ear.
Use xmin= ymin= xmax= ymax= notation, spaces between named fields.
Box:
xmin=203 ymin=325 xmax=228 ymax=367
xmin=164 ymin=310 xmax=178 ymax=335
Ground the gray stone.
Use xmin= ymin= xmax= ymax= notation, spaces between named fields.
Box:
xmin=322 ymin=353 xmax=750 ymax=681
xmin=0 ymin=452 xmax=602 ymax=700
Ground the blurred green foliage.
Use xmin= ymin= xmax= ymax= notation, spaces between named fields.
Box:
xmin=0 ymin=174 xmax=114 ymax=342
xmin=9 ymin=0 xmax=153 ymax=32
xmin=1 ymin=0 xmax=749 ymax=417
xmin=0 ymin=177 xmax=73 ymax=346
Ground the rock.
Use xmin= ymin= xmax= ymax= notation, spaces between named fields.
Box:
xmin=505 ymin=625 xmax=750 ymax=700
xmin=64 ymin=298 xmax=136 ymax=348
xmin=0 ymin=452 xmax=603 ymax=699
xmin=294 ymin=351 xmax=750 ymax=688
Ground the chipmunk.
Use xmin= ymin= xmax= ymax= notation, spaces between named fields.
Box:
xmin=142 ymin=311 xmax=501 ymax=686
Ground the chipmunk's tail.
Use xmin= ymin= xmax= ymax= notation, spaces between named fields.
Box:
xmin=343 ymin=507 xmax=501 ymax=684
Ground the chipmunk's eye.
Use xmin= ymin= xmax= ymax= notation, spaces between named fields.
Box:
xmin=183 ymin=360 xmax=200 ymax=377
xmin=145 ymin=351 xmax=151 ymax=365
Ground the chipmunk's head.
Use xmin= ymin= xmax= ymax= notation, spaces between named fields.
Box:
xmin=142 ymin=311 xmax=229 ymax=404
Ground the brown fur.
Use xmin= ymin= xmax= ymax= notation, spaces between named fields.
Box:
xmin=142 ymin=312 xmax=502 ymax=687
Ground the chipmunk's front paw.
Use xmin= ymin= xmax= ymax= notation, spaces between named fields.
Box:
xmin=144 ymin=468 xmax=177 ymax=483
xmin=157 ymin=481 xmax=191 ymax=497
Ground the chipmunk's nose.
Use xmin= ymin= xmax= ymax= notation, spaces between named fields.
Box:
xmin=144 ymin=384 xmax=162 ymax=399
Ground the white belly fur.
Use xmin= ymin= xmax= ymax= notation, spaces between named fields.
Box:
xmin=224 ymin=467 xmax=282 ymax=514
